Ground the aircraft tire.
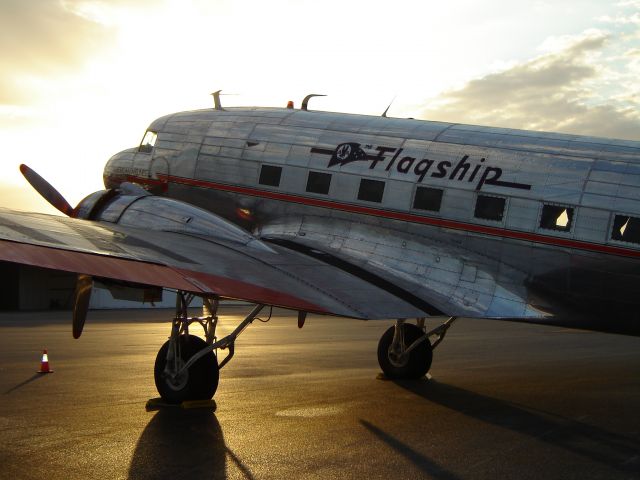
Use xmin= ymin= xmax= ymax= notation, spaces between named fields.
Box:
xmin=154 ymin=334 xmax=219 ymax=404
xmin=377 ymin=323 xmax=432 ymax=379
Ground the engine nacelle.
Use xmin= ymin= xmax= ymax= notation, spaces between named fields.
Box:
xmin=74 ymin=183 xmax=270 ymax=250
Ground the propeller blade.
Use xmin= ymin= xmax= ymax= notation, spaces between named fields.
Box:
xmin=19 ymin=164 xmax=75 ymax=217
xmin=298 ymin=311 xmax=307 ymax=329
xmin=72 ymin=274 xmax=93 ymax=339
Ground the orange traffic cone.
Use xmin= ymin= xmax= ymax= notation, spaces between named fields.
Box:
xmin=37 ymin=349 xmax=53 ymax=374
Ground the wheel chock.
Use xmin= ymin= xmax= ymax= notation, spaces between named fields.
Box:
xmin=181 ymin=399 xmax=217 ymax=410
xmin=145 ymin=397 xmax=175 ymax=411
xmin=375 ymin=372 xmax=432 ymax=381
xmin=145 ymin=397 xmax=217 ymax=411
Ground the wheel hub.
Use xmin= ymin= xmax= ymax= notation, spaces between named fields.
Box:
xmin=164 ymin=359 xmax=189 ymax=391
xmin=388 ymin=347 xmax=409 ymax=368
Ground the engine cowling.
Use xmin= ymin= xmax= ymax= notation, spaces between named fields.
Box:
xmin=74 ymin=183 xmax=270 ymax=250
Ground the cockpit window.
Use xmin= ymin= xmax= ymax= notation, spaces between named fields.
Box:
xmin=139 ymin=131 xmax=157 ymax=153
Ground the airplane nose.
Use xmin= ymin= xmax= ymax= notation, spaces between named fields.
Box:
xmin=103 ymin=148 xmax=137 ymax=189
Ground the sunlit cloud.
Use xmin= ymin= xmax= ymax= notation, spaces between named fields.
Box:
xmin=420 ymin=25 xmax=640 ymax=140
xmin=0 ymin=0 xmax=114 ymax=104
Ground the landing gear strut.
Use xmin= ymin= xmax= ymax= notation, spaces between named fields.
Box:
xmin=153 ymin=292 xmax=265 ymax=404
xmin=377 ymin=317 xmax=456 ymax=379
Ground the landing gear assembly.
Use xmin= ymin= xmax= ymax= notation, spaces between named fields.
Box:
xmin=153 ymin=293 xmax=455 ymax=403
xmin=377 ymin=317 xmax=456 ymax=379
xmin=153 ymin=292 xmax=266 ymax=404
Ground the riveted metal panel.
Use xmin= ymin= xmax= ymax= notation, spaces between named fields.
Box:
xmin=383 ymin=180 xmax=412 ymax=210
xmin=155 ymin=140 xmax=183 ymax=152
xmin=261 ymin=143 xmax=291 ymax=164
xmin=574 ymin=207 xmax=610 ymax=243
xmin=199 ymin=145 xmax=221 ymax=156
xmin=505 ymin=198 xmax=540 ymax=232
xmin=195 ymin=155 xmax=258 ymax=185
xmin=581 ymin=192 xmax=612 ymax=209
xmin=228 ymin=121 xmax=255 ymax=138
xmin=235 ymin=115 xmax=284 ymax=125
xmin=616 ymin=173 xmax=640 ymax=188
xmin=242 ymin=146 xmax=265 ymax=162
xmin=202 ymin=136 xmax=246 ymax=149
xmin=613 ymin=197 xmax=640 ymax=213
xmin=440 ymin=188 xmax=473 ymax=221
xmin=585 ymin=179 xmax=619 ymax=196
xmin=286 ymin=145 xmax=312 ymax=167
xmin=250 ymin=124 xmax=298 ymax=143
xmin=292 ymin=128 xmax=325 ymax=146
xmin=163 ymin=123 xmax=191 ymax=135
xmin=333 ymin=173 xmax=359 ymax=202
xmin=157 ymin=132 xmax=187 ymax=143
xmin=279 ymin=165 xmax=306 ymax=193
xmin=281 ymin=111 xmax=334 ymax=129
xmin=207 ymin=121 xmax=234 ymax=138
xmin=216 ymin=146 xmax=242 ymax=159
xmin=617 ymin=184 xmax=640 ymax=200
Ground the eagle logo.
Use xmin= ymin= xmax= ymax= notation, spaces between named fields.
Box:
xmin=328 ymin=142 xmax=368 ymax=167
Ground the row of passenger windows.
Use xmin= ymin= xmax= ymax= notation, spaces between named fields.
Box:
xmin=257 ymin=164 xmax=640 ymax=245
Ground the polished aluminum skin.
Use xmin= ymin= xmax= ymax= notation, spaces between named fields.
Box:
xmin=0 ymin=206 xmax=425 ymax=319
xmin=103 ymin=106 xmax=640 ymax=330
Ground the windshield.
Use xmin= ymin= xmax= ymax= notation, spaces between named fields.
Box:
xmin=138 ymin=130 xmax=157 ymax=153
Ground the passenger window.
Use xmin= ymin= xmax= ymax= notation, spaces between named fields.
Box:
xmin=612 ymin=215 xmax=640 ymax=244
xmin=306 ymin=171 xmax=332 ymax=195
xmin=358 ymin=179 xmax=385 ymax=203
xmin=259 ymin=165 xmax=282 ymax=187
xmin=540 ymin=204 xmax=573 ymax=231
xmin=138 ymin=131 xmax=157 ymax=153
xmin=413 ymin=187 xmax=443 ymax=212
xmin=474 ymin=195 xmax=505 ymax=221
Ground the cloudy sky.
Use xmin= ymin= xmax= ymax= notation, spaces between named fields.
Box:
xmin=1 ymin=0 xmax=638 ymax=213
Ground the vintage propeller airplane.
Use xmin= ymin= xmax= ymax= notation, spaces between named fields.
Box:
xmin=1 ymin=93 xmax=639 ymax=403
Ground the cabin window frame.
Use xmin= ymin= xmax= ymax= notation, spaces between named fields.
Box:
xmin=357 ymin=178 xmax=385 ymax=203
xmin=412 ymin=186 xmax=444 ymax=212
xmin=306 ymin=171 xmax=332 ymax=195
xmin=474 ymin=194 xmax=507 ymax=222
xmin=610 ymin=213 xmax=640 ymax=245
xmin=538 ymin=203 xmax=575 ymax=233
xmin=258 ymin=164 xmax=282 ymax=187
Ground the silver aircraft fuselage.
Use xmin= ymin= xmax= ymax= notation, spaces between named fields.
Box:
xmin=103 ymin=107 xmax=640 ymax=331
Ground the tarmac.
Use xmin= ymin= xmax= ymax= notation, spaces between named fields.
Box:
xmin=0 ymin=306 xmax=639 ymax=479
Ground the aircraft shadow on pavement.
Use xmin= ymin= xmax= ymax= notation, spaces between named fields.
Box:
xmin=128 ymin=408 xmax=254 ymax=480
xmin=393 ymin=379 xmax=640 ymax=475
xmin=360 ymin=419 xmax=462 ymax=480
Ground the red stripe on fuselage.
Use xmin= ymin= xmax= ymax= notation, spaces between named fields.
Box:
xmin=154 ymin=174 xmax=640 ymax=259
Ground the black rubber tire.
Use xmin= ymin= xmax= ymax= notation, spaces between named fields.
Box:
xmin=154 ymin=334 xmax=219 ymax=404
xmin=377 ymin=323 xmax=432 ymax=379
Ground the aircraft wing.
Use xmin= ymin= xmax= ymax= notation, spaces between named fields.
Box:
xmin=0 ymin=208 xmax=429 ymax=319
xmin=258 ymin=217 xmax=552 ymax=319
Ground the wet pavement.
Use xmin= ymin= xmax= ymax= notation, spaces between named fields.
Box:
xmin=0 ymin=306 xmax=639 ymax=479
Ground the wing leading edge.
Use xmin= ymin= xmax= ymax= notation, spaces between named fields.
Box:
xmin=0 ymin=208 xmax=427 ymax=319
